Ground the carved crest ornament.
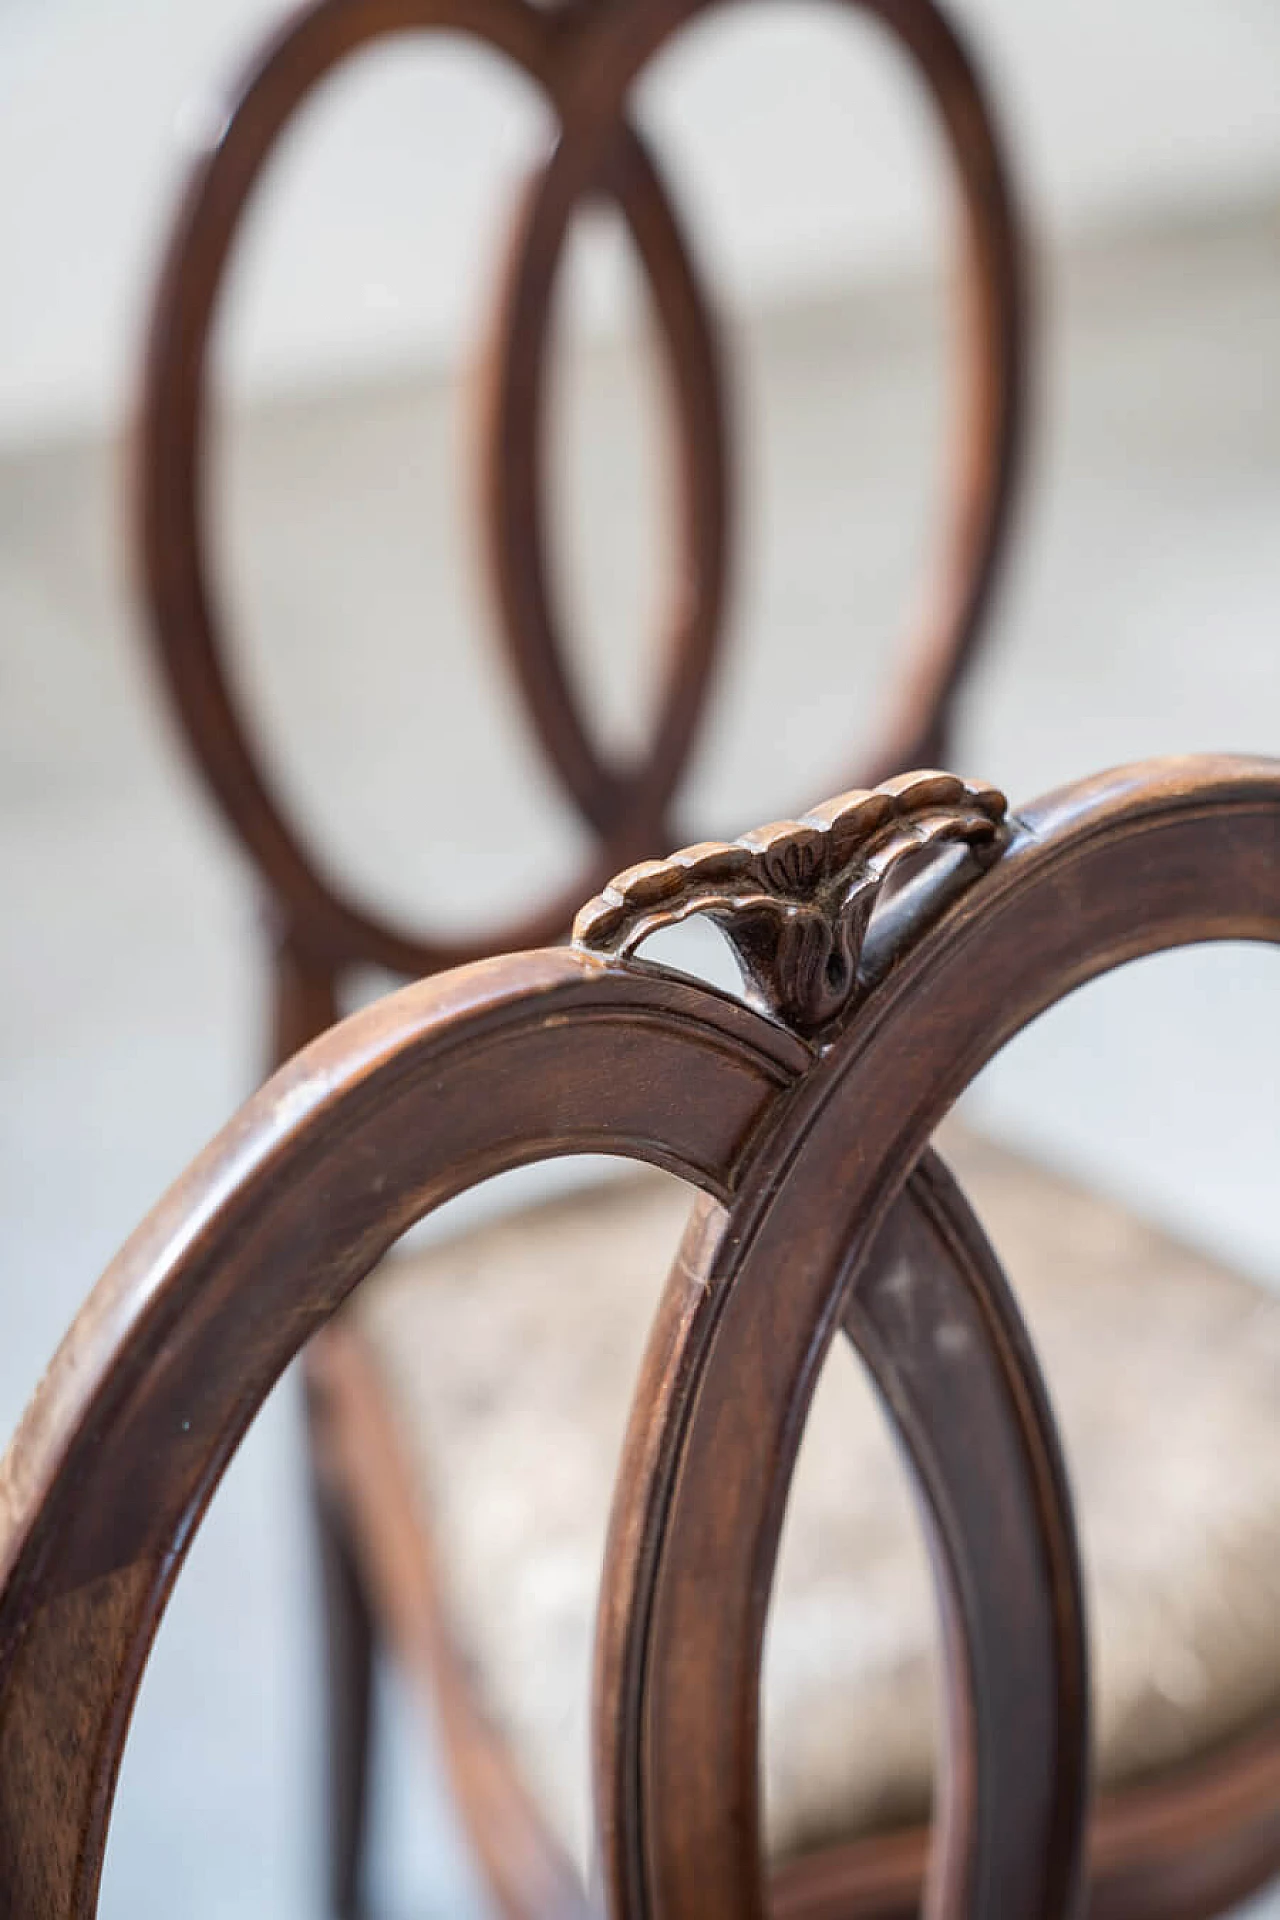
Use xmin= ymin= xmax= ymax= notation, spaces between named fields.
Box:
xmin=574 ymin=770 xmax=1010 ymax=1039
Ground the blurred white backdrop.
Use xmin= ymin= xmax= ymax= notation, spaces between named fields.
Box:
xmin=3 ymin=0 xmax=1280 ymax=442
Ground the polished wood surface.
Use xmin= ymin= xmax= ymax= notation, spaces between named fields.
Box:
xmin=0 ymin=756 xmax=1277 ymax=1916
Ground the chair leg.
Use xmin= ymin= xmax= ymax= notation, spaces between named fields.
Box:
xmin=312 ymin=1470 xmax=375 ymax=1920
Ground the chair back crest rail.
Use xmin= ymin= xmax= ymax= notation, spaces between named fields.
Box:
xmin=1 ymin=754 xmax=1277 ymax=1916
xmin=136 ymin=0 xmax=1026 ymax=1052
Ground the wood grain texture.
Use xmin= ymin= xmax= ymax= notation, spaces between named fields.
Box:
xmin=1 ymin=756 xmax=1277 ymax=1916
xmin=574 ymin=769 xmax=1008 ymax=1034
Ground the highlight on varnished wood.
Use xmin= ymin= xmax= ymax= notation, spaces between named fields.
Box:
xmin=0 ymin=756 xmax=1277 ymax=1915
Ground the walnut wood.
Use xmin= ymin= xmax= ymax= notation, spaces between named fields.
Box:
xmin=841 ymin=1152 xmax=1087 ymax=1919
xmin=1 ymin=757 xmax=1277 ymax=1918
xmin=137 ymin=0 xmax=704 ymax=978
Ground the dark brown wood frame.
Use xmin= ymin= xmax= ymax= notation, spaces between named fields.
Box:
xmin=124 ymin=3 xmax=1280 ymax=1917
xmin=2 ymin=757 xmax=1279 ymax=1920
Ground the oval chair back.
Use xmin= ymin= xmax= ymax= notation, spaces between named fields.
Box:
xmin=2 ymin=752 xmax=1278 ymax=1916
xmin=134 ymin=0 xmax=1027 ymax=1066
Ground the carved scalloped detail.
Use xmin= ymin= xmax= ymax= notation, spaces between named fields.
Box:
xmin=573 ymin=770 xmax=1009 ymax=1037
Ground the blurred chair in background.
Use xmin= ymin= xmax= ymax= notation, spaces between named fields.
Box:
xmin=134 ymin=1 xmax=1280 ymax=1916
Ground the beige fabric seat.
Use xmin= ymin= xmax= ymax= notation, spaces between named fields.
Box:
xmin=353 ymin=1126 xmax=1280 ymax=1869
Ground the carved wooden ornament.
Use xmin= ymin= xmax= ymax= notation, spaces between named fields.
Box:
xmin=575 ymin=770 xmax=1009 ymax=1035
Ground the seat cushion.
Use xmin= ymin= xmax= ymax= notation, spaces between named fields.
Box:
xmin=352 ymin=1126 xmax=1280 ymax=1867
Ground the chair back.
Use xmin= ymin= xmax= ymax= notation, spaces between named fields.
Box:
xmin=135 ymin=0 xmax=1027 ymax=1066
xmin=4 ymin=751 xmax=1277 ymax=1915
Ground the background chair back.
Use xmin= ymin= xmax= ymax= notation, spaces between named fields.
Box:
xmin=135 ymin=0 xmax=1026 ymax=1066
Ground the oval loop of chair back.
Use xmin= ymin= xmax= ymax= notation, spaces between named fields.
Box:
xmin=2 ymin=754 xmax=1277 ymax=1915
xmin=594 ymin=1142 xmax=1088 ymax=1920
xmin=135 ymin=0 xmax=1026 ymax=1001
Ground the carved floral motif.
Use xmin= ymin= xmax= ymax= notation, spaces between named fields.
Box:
xmin=573 ymin=770 xmax=1009 ymax=1037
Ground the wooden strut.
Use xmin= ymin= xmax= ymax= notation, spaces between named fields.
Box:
xmin=108 ymin=1 xmax=1280 ymax=1914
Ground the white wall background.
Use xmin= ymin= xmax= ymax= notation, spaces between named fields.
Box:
xmin=3 ymin=0 xmax=1280 ymax=447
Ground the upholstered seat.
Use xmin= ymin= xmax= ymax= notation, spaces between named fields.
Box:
xmin=352 ymin=1124 xmax=1280 ymax=1870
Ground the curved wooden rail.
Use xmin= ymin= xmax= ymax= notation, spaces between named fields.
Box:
xmin=131 ymin=7 xmax=1029 ymax=1909
xmin=595 ymin=1144 xmax=1088 ymax=1920
xmin=0 ymin=958 xmax=805 ymax=1914
xmin=0 ymin=755 xmax=1275 ymax=1914
xmin=596 ymin=754 xmax=1280 ymax=1918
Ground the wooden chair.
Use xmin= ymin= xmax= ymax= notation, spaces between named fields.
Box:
xmin=1 ymin=755 xmax=1278 ymax=1920
xmin=132 ymin=3 xmax=1280 ymax=1917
